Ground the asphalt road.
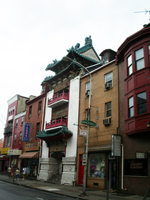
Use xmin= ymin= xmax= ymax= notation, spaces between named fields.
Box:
xmin=0 ymin=180 xmax=81 ymax=200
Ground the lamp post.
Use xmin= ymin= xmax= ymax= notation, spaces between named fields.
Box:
xmin=63 ymin=56 xmax=92 ymax=195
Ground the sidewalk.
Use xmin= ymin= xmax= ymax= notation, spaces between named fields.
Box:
xmin=0 ymin=174 xmax=149 ymax=200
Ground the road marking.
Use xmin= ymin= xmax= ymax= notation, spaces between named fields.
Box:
xmin=36 ymin=198 xmax=44 ymax=200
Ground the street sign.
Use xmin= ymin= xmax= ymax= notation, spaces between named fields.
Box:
xmin=81 ymin=120 xmax=96 ymax=127
xmin=82 ymin=154 xmax=87 ymax=166
xmin=111 ymin=135 xmax=121 ymax=157
xmin=79 ymin=129 xmax=87 ymax=137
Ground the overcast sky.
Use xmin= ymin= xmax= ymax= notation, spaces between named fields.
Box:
xmin=0 ymin=0 xmax=150 ymax=139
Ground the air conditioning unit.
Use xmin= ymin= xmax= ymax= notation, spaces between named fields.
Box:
xmin=105 ymin=82 xmax=112 ymax=90
xmin=103 ymin=118 xmax=111 ymax=126
xmin=85 ymin=90 xmax=90 ymax=98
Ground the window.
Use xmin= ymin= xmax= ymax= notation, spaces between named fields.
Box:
xmin=38 ymin=101 xmax=42 ymax=114
xmin=16 ymin=119 xmax=18 ymax=127
xmin=103 ymin=53 xmax=109 ymax=63
xmin=135 ymin=48 xmax=145 ymax=71
xmin=105 ymin=102 xmax=111 ymax=117
xmin=37 ymin=122 xmax=40 ymax=133
xmin=137 ymin=92 xmax=147 ymax=115
xmin=148 ymin=45 xmax=150 ymax=65
xmin=14 ymin=133 xmax=16 ymax=145
xmin=105 ymin=72 xmax=112 ymax=88
xmin=127 ymin=55 xmax=132 ymax=76
xmin=88 ymin=153 xmax=106 ymax=179
xmin=29 ymin=106 xmax=32 ymax=118
xmin=19 ymin=132 xmax=22 ymax=144
xmin=128 ymin=96 xmax=134 ymax=118
xmin=7 ymin=136 xmax=11 ymax=147
xmin=5 ymin=136 xmax=8 ymax=147
xmin=86 ymin=82 xmax=90 ymax=92
xmin=21 ymin=117 xmax=24 ymax=125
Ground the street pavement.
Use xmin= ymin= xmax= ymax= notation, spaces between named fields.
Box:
xmin=0 ymin=174 xmax=149 ymax=200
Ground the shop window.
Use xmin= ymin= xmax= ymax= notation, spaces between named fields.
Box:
xmin=137 ymin=91 xmax=147 ymax=115
xmin=105 ymin=102 xmax=111 ymax=117
xmin=135 ymin=48 xmax=145 ymax=71
xmin=128 ymin=96 xmax=134 ymax=118
xmin=127 ymin=54 xmax=132 ymax=76
xmin=88 ymin=153 xmax=106 ymax=179
xmin=124 ymin=159 xmax=148 ymax=176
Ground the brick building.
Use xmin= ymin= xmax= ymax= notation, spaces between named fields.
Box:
xmin=19 ymin=93 xmax=46 ymax=178
xmin=117 ymin=23 xmax=150 ymax=195
xmin=77 ymin=49 xmax=118 ymax=190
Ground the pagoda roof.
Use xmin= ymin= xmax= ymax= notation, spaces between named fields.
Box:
xmin=35 ymin=125 xmax=72 ymax=141
xmin=42 ymin=60 xmax=84 ymax=85
xmin=46 ymin=49 xmax=99 ymax=73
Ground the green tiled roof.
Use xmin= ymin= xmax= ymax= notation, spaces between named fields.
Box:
xmin=41 ymin=61 xmax=82 ymax=85
xmin=35 ymin=125 xmax=72 ymax=141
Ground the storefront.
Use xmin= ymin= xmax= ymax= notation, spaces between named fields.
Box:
xmin=78 ymin=150 xmax=117 ymax=190
xmin=7 ymin=149 xmax=22 ymax=168
xmin=0 ymin=147 xmax=10 ymax=174
xmin=19 ymin=142 xmax=39 ymax=178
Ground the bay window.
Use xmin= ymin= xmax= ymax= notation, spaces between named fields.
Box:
xmin=135 ymin=48 xmax=145 ymax=71
xmin=127 ymin=55 xmax=132 ymax=76
xmin=128 ymin=96 xmax=134 ymax=118
xmin=137 ymin=92 xmax=147 ymax=115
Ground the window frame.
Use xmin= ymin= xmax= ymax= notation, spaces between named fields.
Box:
xmin=19 ymin=132 xmax=22 ymax=144
xmin=127 ymin=54 xmax=132 ymax=76
xmin=105 ymin=102 xmax=111 ymax=118
xmin=137 ymin=91 xmax=147 ymax=115
xmin=128 ymin=96 xmax=134 ymax=118
xmin=135 ymin=48 xmax=145 ymax=71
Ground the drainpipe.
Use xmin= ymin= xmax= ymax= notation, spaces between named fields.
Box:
xmin=38 ymin=96 xmax=46 ymax=177
xmin=121 ymin=144 xmax=124 ymax=190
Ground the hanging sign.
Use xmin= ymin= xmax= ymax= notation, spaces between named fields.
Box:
xmin=23 ymin=123 xmax=31 ymax=141
xmin=79 ymin=129 xmax=87 ymax=137
xmin=111 ymin=135 xmax=121 ymax=157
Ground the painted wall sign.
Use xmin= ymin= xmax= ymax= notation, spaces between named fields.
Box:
xmin=25 ymin=142 xmax=40 ymax=151
xmin=23 ymin=123 xmax=31 ymax=141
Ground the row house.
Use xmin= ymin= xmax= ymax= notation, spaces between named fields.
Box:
xmin=117 ymin=23 xmax=150 ymax=195
xmin=35 ymin=36 xmax=101 ymax=185
xmin=19 ymin=93 xmax=46 ymax=178
xmin=77 ymin=49 xmax=118 ymax=190
xmin=1 ymin=95 xmax=29 ymax=174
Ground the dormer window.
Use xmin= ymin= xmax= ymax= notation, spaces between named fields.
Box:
xmin=103 ymin=53 xmax=109 ymax=64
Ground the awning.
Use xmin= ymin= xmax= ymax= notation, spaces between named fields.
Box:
xmin=0 ymin=155 xmax=6 ymax=159
xmin=19 ymin=151 xmax=39 ymax=159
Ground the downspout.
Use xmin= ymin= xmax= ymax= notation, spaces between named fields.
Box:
xmin=38 ymin=95 xmax=46 ymax=176
xmin=121 ymin=144 xmax=124 ymax=190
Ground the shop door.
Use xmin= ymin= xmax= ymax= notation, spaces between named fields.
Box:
xmin=109 ymin=159 xmax=117 ymax=190
xmin=78 ymin=155 xmax=84 ymax=185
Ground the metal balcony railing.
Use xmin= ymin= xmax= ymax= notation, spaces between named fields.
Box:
xmin=4 ymin=126 xmax=12 ymax=134
xmin=46 ymin=118 xmax=67 ymax=129
xmin=48 ymin=91 xmax=69 ymax=106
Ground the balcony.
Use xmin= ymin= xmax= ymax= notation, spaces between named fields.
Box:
xmin=4 ymin=126 xmax=12 ymax=134
xmin=46 ymin=117 xmax=68 ymax=130
xmin=48 ymin=91 xmax=69 ymax=108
